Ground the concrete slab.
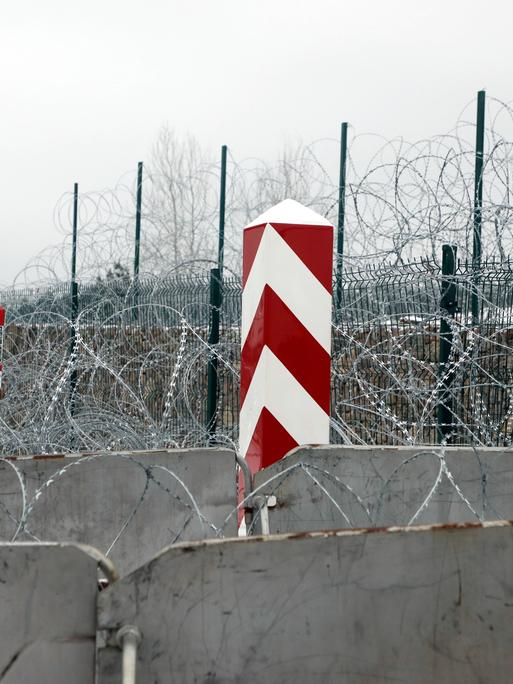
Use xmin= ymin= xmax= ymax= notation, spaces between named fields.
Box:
xmin=97 ymin=520 xmax=513 ymax=683
xmin=0 ymin=542 xmax=109 ymax=684
xmin=0 ymin=447 xmax=236 ymax=576
xmin=251 ymin=444 xmax=513 ymax=534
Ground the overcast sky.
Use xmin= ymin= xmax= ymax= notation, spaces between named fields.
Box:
xmin=1 ymin=0 xmax=512 ymax=284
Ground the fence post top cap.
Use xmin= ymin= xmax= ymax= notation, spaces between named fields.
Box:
xmin=245 ymin=198 xmax=333 ymax=229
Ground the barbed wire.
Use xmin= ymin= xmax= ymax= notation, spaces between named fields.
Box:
xmin=1 ymin=263 xmax=513 ymax=452
xmin=0 ymin=271 xmax=512 ymax=551
xmin=1 ymin=96 xmax=513 ymax=550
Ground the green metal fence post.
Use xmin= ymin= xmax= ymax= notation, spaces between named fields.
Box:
xmin=134 ymin=161 xmax=143 ymax=279
xmin=336 ymin=122 xmax=348 ymax=312
xmin=206 ymin=268 xmax=221 ymax=439
xmin=205 ymin=146 xmax=228 ymax=441
xmin=437 ymin=244 xmax=458 ymax=443
xmin=133 ymin=162 xmax=143 ymax=322
xmin=217 ymin=146 xmax=227 ymax=279
xmin=71 ymin=182 xmax=78 ymax=284
xmin=69 ymin=182 xmax=79 ymax=417
xmin=471 ymin=90 xmax=485 ymax=326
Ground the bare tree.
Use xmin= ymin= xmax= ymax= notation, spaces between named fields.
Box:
xmin=142 ymin=127 xmax=219 ymax=274
xmin=17 ymin=96 xmax=513 ymax=287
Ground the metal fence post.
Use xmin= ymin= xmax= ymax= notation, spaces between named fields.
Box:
xmin=134 ymin=161 xmax=143 ymax=279
xmin=71 ymin=183 xmax=78 ymax=284
xmin=69 ymin=183 xmax=79 ymax=418
xmin=69 ymin=281 xmax=79 ymax=418
xmin=217 ymin=146 xmax=227 ymax=279
xmin=471 ymin=90 xmax=485 ymax=326
xmin=206 ymin=268 xmax=221 ymax=439
xmin=336 ymin=122 xmax=348 ymax=312
xmin=437 ymin=244 xmax=458 ymax=443
xmin=205 ymin=147 xmax=227 ymax=441
xmin=132 ymin=162 xmax=143 ymax=322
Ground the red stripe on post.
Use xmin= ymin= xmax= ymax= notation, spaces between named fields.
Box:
xmin=242 ymin=223 xmax=333 ymax=293
xmin=240 ymin=285 xmax=331 ymax=413
xmin=244 ymin=406 xmax=298 ymax=473
xmin=242 ymin=225 xmax=266 ymax=288
xmin=266 ymin=223 xmax=334 ymax=293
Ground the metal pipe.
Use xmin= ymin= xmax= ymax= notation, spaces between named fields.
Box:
xmin=117 ymin=624 xmax=141 ymax=684
xmin=235 ymin=451 xmax=254 ymax=526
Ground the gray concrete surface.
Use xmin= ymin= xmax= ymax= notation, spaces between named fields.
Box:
xmin=97 ymin=519 xmax=513 ymax=683
xmin=0 ymin=542 xmax=110 ymax=684
xmin=0 ymin=448 xmax=236 ymax=576
xmin=252 ymin=444 xmax=513 ymax=534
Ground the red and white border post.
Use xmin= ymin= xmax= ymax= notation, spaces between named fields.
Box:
xmin=240 ymin=199 xmax=334 ymax=476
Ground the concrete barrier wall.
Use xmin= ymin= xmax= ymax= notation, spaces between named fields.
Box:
xmin=97 ymin=520 xmax=513 ymax=683
xmin=4 ymin=443 xmax=509 ymax=573
xmin=3 ymin=445 xmax=513 ymax=682
xmin=0 ymin=448 xmax=236 ymax=576
xmin=0 ymin=543 xmax=110 ymax=684
xmin=252 ymin=444 xmax=513 ymax=534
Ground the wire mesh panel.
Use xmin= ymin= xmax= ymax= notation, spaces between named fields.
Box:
xmin=332 ymin=261 xmax=442 ymax=445
xmin=332 ymin=259 xmax=513 ymax=446
xmin=1 ymin=262 xmax=513 ymax=453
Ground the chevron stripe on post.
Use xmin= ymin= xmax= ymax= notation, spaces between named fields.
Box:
xmin=240 ymin=199 xmax=334 ymax=476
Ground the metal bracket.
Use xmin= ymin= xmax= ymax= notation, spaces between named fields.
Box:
xmin=251 ymin=495 xmax=277 ymax=535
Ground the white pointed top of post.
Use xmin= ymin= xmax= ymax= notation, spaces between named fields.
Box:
xmin=245 ymin=198 xmax=333 ymax=229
